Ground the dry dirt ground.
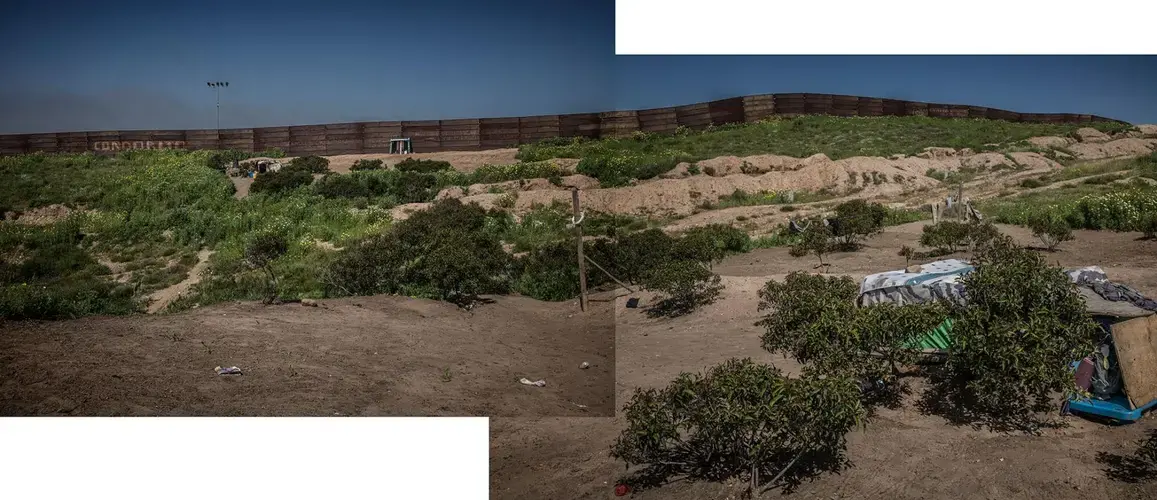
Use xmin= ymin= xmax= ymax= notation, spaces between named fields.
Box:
xmin=0 ymin=293 xmax=615 ymax=417
xmin=489 ymin=222 xmax=1157 ymax=500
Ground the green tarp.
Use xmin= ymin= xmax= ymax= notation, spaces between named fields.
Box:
xmin=904 ymin=317 xmax=955 ymax=351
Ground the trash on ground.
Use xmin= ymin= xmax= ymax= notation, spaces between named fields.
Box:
xmin=215 ymin=366 xmax=243 ymax=375
xmin=580 ymin=361 xmax=590 ymax=369
xmin=625 ymin=297 xmax=640 ymax=309
xmin=519 ymin=378 xmax=546 ymax=387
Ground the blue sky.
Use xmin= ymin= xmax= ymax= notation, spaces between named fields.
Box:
xmin=1 ymin=0 xmax=1154 ymax=133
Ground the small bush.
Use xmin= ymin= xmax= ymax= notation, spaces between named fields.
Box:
xmin=641 ymin=260 xmax=723 ymax=317
xmin=512 ymin=241 xmax=581 ymax=301
xmin=789 ymin=218 xmax=833 ymax=268
xmin=205 ymin=150 xmax=251 ymax=172
xmin=287 ymin=155 xmax=330 ymax=174
xmin=394 ymin=158 xmax=451 ymax=174
xmin=611 ymin=358 xmax=864 ymax=494
xmin=615 ymin=229 xmax=677 ymax=284
xmin=1142 ymin=212 xmax=1157 ymax=239
xmin=249 ymin=168 xmax=314 ymax=195
xmin=350 ymin=159 xmax=384 ymax=171
xmin=919 ymin=221 xmax=971 ymax=254
xmin=495 ymin=192 xmax=517 ymax=209
xmin=674 ymin=224 xmax=751 ymax=266
xmin=1026 ymin=212 xmax=1073 ymax=251
xmin=1018 ymin=178 xmax=1045 ymax=189
xmin=829 ymin=200 xmax=887 ymax=249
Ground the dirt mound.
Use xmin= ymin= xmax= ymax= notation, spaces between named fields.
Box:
xmin=489 ymin=149 xmax=1056 ymax=218
xmin=1068 ymin=138 xmax=1157 ymax=159
xmin=1027 ymin=136 xmax=1074 ymax=149
xmin=1074 ymin=127 xmax=1112 ymax=143
xmin=7 ymin=204 xmax=75 ymax=225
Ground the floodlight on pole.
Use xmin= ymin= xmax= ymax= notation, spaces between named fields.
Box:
xmin=207 ymin=81 xmax=230 ymax=130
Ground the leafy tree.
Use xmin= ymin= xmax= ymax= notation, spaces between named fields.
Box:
xmin=610 ymin=358 xmax=865 ymax=495
xmin=932 ymin=236 xmax=1099 ymax=430
xmin=789 ymin=218 xmax=833 ymax=269
xmin=1027 ymin=212 xmax=1074 ymax=251
xmin=244 ymin=232 xmax=289 ymax=304
xmin=640 ymin=260 xmax=723 ymax=317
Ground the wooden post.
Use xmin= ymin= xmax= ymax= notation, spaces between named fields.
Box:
xmin=572 ymin=187 xmax=589 ymax=312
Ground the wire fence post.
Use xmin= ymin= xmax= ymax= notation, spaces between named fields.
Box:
xmin=572 ymin=187 xmax=588 ymax=312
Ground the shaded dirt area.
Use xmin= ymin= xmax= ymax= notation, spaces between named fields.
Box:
xmin=1 ymin=293 xmax=615 ymax=417
xmin=489 ymin=223 xmax=1157 ymax=500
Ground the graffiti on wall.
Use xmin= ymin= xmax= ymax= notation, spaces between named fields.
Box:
xmin=92 ymin=141 xmax=188 ymax=152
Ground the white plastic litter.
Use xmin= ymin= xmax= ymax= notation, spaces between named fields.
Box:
xmin=580 ymin=362 xmax=590 ymax=369
xmin=519 ymin=378 xmax=546 ymax=387
xmin=215 ymin=366 xmax=243 ymax=375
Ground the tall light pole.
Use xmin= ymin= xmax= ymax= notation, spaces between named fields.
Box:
xmin=207 ymin=81 xmax=229 ymax=130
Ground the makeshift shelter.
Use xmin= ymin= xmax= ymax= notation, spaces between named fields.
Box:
xmin=856 ymin=260 xmax=1157 ymax=422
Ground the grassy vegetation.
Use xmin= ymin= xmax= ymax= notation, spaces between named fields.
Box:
xmin=981 ymin=153 xmax=1157 ymax=230
xmin=516 ymin=116 xmax=1132 ymax=186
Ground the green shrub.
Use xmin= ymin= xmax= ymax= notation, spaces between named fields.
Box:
xmin=0 ymin=279 xmax=138 ymax=320
xmin=512 ymin=242 xmax=580 ymax=301
xmin=576 ymin=153 xmax=688 ymax=187
xmin=640 ymin=260 xmax=723 ymax=317
xmin=205 ymin=150 xmax=251 ymax=172
xmin=287 ymin=155 xmax=330 ymax=174
xmin=472 ymin=161 xmax=561 ymax=184
xmin=1143 ymin=212 xmax=1157 ymax=239
xmin=323 ymin=199 xmax=511 ymax=307
xmin=395 ymin=158 xmax=451 ymax=174
xmin=350 ymin=159 xmax=384 ymax=171
xmin=1026 ymin=212 xmax=1073 ymax=251
xmin=616 ymin=228 xmax=677 ymax=284
xmin=250 ymin=168 xmax=314 ymax=195
xmin=931 ymin=236 xmax=1099 ymax=430
xmin=610 ymin=358 xmax=864 ymax=494
xmin=673 ymin=224 xmax=751 ymax=265
xmin=1019 ymin=178 xmax=1045 ymax=189
xmin=495 ymin=192 xmax=517 ymax=209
